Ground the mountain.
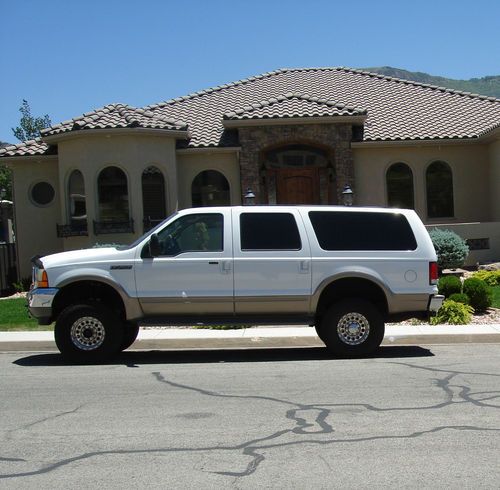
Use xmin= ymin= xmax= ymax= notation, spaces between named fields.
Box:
xmin=361 ymin=66 xmax=500 ymax=99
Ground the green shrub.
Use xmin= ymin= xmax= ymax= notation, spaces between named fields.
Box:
xmin=13 ymin=277 xmax=32 ymax=293
xmin=437 ymin=275 xmax=462 ymax=298
xmin=472 ymin=270 xmax=500 ymax=287
xmin=463 ymin=278 xmax=492 ymax=313
xmin=431 ymin=300 xmax=474 ymax=325
xmin=448 ymin=293 xmax=470 ymax=305
xmin=429 ymin=228 xmax=469 ymax=270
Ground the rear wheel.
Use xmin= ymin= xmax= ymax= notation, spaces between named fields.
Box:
xmin=317 ymin=299 xmax=385 ymax=357
xmin=55 ymin=303 xmax=123 ymax=362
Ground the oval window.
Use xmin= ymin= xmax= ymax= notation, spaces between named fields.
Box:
xmin=30 ymin=182 xmax=55 ymax=206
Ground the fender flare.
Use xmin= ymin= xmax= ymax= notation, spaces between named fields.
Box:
xmin=55 ymin=272 xmax=143 ymax=321
xmin=311 ymin=269 xmax=392 ymax=313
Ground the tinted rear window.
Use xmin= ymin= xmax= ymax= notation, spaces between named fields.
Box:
xmin=309 ymin=211 xmax=417 ymax=251
xmin=240 ymin=213 xmax=301 ymax=250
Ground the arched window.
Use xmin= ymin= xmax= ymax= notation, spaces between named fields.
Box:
xmin=97 ymin=166 xmax=130 ymax=222
xmin=263 ymin=144 xmax=329 ymax=168
xmin=68 ymin=170 xmax=87 ymax=230
xmin=142 ymin=166 xmax=166 ymax=231
xmin=426 ymin=161 xmax=454 ymax=218
xmin=386 ymin=163 xmax=414 ymax=209
xmin=191 ymin=170 xmax=230 ymax=207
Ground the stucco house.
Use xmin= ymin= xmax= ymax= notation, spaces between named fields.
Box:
xmin=1 ymin=67 xmax=500 ymax=278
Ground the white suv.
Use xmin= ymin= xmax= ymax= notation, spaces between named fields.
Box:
xmin=29 ymin=206 xmax=443 ymax=361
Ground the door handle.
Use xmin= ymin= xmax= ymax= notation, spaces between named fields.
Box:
xmin=221 ymin=261 xmax=232 ymax=274
xmin=299 ymin=260 xmax=310 ymax=274
xmin=209 ymin=261 xmax=219 ymax=265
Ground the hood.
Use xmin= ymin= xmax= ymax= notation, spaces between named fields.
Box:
xmin=40 ymin=247 xmax=132 ymax=269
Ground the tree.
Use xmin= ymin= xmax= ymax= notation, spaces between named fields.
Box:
xmin=11 ymin=99 xmax=51 ymax=142
xmin=0 ymin=142 xmax=12 ymax=200
xmin=0 ymin=165 xmax=12 ymax=200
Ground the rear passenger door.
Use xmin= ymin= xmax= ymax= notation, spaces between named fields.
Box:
xmin=232 ymin=208 xmax=312 ymax=315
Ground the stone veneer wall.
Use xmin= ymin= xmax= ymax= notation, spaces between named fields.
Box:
xmin=237 ymin=123 xmax=355 ymax=204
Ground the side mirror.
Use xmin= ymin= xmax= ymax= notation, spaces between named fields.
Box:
xmin=149 ymin=234 xmax=161 ymax=257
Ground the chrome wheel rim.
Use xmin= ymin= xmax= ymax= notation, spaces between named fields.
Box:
xmin=70 ymin=316 xmax=105 ymax=351
xmin=337 ymin=312 xmax=370 ymax=345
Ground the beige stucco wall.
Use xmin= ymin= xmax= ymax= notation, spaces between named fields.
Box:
xmin=426 ymin=222 xmax=500 ymax=266
xmin=10 ymin=157 xmax=62 ymax=278
xmin=489 ymin=139 xmax=500 ymax=221
xmin=353 ymin=143 xmax=491 ymax=224
xmin=57 ymin=131 xmax=178 ymax=249
xmin=176 ymin=150 xmax=241 ymax=209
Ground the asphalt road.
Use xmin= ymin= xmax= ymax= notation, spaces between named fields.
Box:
xmin=1 ymin=344 xmax=499 ymax=489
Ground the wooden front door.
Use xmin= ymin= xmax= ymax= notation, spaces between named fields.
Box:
xmin=276 ymin=168 xmax=320 ymax=204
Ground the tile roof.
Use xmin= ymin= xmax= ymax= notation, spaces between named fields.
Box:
xmin=2 ymin=67 xmax=499 ymax=158
xmin=223 ymin=93 xmax=367 ymax=121
xmin=147 ymin=67 xmax=500 ymax=147
xmin=0 ymin=138 xmax=54 ymax=157
xmin=41 ymin=103 xmax=188 ymax=137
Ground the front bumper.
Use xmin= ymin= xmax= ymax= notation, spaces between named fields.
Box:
xmin=28 ymin=287 xmax=59 ymax=324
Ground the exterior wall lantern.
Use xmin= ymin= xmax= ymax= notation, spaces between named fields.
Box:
xmin=342 ymin=185 xmax=354 ymax=206
xmin=243 ymin=188 xmax=256 ymax=205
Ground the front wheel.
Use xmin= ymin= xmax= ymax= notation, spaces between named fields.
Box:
xmin=317 ymin=299 xmax=385 ymax=357
xmin=120 ymin=321 xmax=140 ymax=351
xmin=55 ymin=303 xmax=124 ymax=362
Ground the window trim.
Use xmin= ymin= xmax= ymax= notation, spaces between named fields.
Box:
xmin=29 ymin=180 xmax=55 ymax=207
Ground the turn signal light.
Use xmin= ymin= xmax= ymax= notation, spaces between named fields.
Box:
xmin=37 ymin=270 xmax=49 ymax=288
xmin=429 ymin=262 xmax=438 ymax=285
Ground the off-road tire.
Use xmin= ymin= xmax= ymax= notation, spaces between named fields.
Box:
xmin=317 ymin=299 xmax=385 ymax=357
xmin=120 ymin=321 xmax=140 ymax=351
xmin=55 ymin=302 xmax=124 ymax=362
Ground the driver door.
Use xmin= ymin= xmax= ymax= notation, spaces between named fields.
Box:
xmin=134 ymin=210 xmax=233 ymax=316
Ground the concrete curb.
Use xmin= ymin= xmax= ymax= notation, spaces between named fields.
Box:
xmin=1 ymin=324 xmax=500 ymax=352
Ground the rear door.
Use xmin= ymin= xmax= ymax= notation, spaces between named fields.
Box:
xmin=232 ymin=208 xmax=312 ymax=315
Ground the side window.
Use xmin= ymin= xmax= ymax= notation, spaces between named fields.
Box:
xmin=309 ymin=211 xmax=417 ymax=251
xmin=156 ymin=213 xmax=223 ymax=256
xmin=240 ymin=213 xmax=301 ymax=251
xmin=68 ymin=170 xmax=87 ymax=225
xmin=386 ymin=162 xmax=414 ymax=209
xmin=426 ymin=161 xmax=454 ymax=218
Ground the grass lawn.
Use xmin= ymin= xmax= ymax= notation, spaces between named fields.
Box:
xmin=0 ymin=297 xmax=53 ymax=331
xmin=491 ymin=285 xmax=500 ymax=309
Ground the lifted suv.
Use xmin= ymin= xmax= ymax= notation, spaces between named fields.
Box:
xmin=29 ymin=206 xmax=443 ymax=361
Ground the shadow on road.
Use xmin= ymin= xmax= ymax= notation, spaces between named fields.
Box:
xmin=13 ymin=345 xmax=434 ymax=367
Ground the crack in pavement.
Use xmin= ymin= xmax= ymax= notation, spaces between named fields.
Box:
xmin=1 ymin=363 xmax=499 ymax=480
xmin=2 ymin=405 xmax=85 ymax=442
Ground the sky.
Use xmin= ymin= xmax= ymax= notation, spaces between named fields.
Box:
xmin=1 ymin=0 xmax=499 ymax=144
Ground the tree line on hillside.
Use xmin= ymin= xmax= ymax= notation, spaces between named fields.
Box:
xmin=362 ymin=66 xmax=500 ymax=98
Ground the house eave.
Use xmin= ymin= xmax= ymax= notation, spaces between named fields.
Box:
xmin=176 ymin=146 xmax=241 ymax=154
xmin=42 ymin=127 xmax=190 ymax=144
xmin=351 ymin=137 xmax=485 ymax=148
xmin=1 ymin=154 xmax=58 ymax=166
xmin=222 ymin=115 xmax=367 ymax=128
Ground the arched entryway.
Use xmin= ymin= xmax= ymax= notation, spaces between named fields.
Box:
xmin=261 ymin=144 xmax=335 ymax=205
